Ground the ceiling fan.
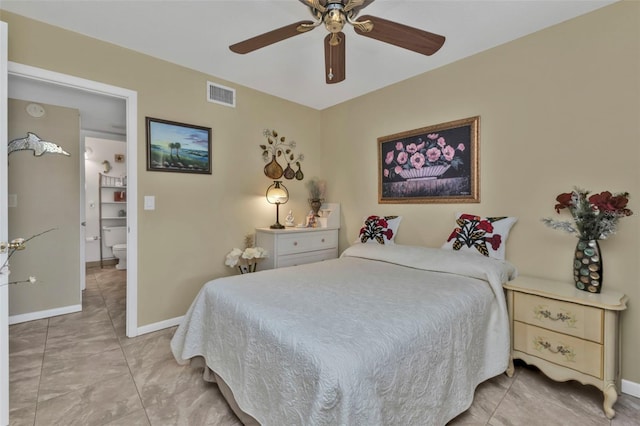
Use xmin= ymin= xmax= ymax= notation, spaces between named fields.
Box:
xmin=229 ymin=0 xmax=446 ymax=84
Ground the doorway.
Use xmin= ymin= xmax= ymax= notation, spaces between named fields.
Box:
xmin=7 ymin=62 xmax=138 ymax=337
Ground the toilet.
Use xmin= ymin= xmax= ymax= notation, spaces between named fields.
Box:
xmin=103 ymin=226 xmax=127 ymax=270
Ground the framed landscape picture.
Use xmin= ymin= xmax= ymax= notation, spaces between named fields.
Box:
xmin=146 ymin=117 xmax=212 ymax=174
xmin=378 ymin=116 xmax=479 ymax=204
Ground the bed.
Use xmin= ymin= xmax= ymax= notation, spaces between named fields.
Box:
xmin=171 ymin=243 xmax=517 ymax=425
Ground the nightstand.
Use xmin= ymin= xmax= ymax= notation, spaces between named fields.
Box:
xmin=255 ymin=227 xmax=339 ymax=270
xmin=503 ymin=276 xmax=627 ymax=419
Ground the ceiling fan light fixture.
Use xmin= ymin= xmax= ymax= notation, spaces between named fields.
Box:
xmin=324 ymin=4 xmax=346 ymax=33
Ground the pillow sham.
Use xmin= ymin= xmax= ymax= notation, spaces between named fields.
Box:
xmin=442 ymin=213 xmax=517 ymax=260
xmin=357 ymin=215 xmax=402 ymax=245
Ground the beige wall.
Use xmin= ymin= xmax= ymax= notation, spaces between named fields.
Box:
xmin=322 ymin=1 xmax=640 ymax=383
xmin=8 ymin=99 xmax=81 ymax=315
xmin=2 ymin=1 xmax=639 ymax=383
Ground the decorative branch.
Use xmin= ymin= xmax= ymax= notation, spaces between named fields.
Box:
xmin=6 ymin=276 xmax=38 ymax=286
xmin=0 ymin=227 xmax=57 ymax=287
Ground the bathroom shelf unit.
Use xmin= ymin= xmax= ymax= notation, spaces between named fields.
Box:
xmin=98 ymin=173 xmax=127 ymax=268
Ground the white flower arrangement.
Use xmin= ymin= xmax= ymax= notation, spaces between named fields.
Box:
xmin=225 ymin=234 xmax=268 ymax=274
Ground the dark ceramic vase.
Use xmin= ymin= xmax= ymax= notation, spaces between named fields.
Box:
xmin=573 ymin=239 xmax=602 ymax=293
xmin=309 ymin=199 xmax=322 ymax=217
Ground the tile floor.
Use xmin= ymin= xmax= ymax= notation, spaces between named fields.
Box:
xmin=8 ymin=266 xmax=640 ymax=425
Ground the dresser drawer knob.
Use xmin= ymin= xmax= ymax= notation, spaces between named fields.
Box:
xmin=293 ymin=241 xmax=298 ymax=246
xmin=321 ymin=238 xmax=325 ymax=243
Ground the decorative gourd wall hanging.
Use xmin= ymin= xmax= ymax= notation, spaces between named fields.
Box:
xmin=260 ymin=129 xmax=304 ymax=180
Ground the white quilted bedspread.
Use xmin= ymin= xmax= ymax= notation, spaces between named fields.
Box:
xmin=171 ymin=244 xmax=517 ymax=425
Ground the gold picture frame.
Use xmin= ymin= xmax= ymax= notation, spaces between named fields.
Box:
xmin=378 ymin=116 xmax=479 ymax=204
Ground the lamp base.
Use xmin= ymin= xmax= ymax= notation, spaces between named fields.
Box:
xmin=270 ymin=223 xmax=285 ymax=229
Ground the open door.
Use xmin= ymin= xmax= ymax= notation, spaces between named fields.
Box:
xmin=1 ymin=20 xmax=10 ymax=426
xmin=7 ymin=99 xmax=81 ymax=319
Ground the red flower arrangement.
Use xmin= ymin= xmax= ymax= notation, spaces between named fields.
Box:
xmin=544 ymin=188 xmax=633 ymax=240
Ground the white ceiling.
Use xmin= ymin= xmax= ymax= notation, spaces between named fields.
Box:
xmin=2 ymin=0 xmax=617 ymax=130
xmin=8 ymin=74 xmax=127 ymax=136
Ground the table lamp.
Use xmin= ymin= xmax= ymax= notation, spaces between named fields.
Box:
xmin=266 ymin=181 xmax=289 ymax=229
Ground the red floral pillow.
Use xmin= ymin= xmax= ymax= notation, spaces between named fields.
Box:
xmin=357 ymin=215 xmax=402 ymax=245
xmin=441 ymin=213 xmax=517 ymax=260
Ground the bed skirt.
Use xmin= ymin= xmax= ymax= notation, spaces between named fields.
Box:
xmin=190 ymin=357 xmax=259 ymax=426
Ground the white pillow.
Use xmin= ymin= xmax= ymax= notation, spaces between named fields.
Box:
xmin=441 ymin=213 xmax=517 ymax=260
xmin=357 ymin=215 xmax=402 ymax=245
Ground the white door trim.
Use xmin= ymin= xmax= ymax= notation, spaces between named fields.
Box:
xmin=1 ymin=20 xmax=10 ymax=426
xmin=7 ymin=62 xmax=139 ymax=338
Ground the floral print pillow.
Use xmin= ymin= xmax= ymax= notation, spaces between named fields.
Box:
xmin=357 ymin=215 xmax=402 ymax=245
xmin=442 ymin=213 xmax=517 ymax=260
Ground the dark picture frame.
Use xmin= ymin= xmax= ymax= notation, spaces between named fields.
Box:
xmin=378 ymin=116 xmax=479 ymax=204
xmin=146 ymin=117 xmax=212 ymax=174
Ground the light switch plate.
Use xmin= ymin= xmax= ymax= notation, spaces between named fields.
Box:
xmin=144 ymin=196 xmax=155 ymax=210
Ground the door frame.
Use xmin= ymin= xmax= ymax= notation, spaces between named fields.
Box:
xmin=1 ymin=20 xmax=9 ymax=426
xmin=7 ymin=62 xmax=139 ymax=338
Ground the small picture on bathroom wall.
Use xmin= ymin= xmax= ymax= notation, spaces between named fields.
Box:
xmin=114 ymin=154 xmax=125 ymax=163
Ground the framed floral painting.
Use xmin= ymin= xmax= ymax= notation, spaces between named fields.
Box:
xmin=146 ymin=117 xmax=212 ymax=174
xmin=378 ymin=116 xmax=479 ymax=204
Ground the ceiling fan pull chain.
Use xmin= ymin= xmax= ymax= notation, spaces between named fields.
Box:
xmin=328 ymin=43 xmax=334 ymax=81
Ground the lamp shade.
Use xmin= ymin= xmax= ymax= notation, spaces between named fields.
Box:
xmin=266 ymin=181 xmax=289 ymax=205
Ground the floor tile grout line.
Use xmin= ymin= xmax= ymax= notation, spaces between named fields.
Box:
xmin=93 ymin=267 xmax=140 ymax=425
xmin=31 ymin=317 xmax=50 ymax=426
xmin=98 ymin=268 xmax=153 ymax=426
xmin=485 ymin=367 xmax=519 ymax=425
xmin=118 ymin=336 xmax=153 ymax=425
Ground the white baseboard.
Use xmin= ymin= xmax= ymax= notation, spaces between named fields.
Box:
xmin=8 ymin=304 xmax=82 ymax=325
xmin=622 ymin=379 xmax=640 ymax=398
xmin=136 ymin=315 xmax=183 ymax=336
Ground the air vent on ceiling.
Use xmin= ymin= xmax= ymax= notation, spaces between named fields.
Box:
xmin=207 ymin=81 xmax=236 ymax=108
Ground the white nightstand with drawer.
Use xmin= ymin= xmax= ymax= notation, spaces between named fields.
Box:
xmin=503 ymin=276 xmax=627 ymax=419
xmin=255 ymin=227 xmax=339 ymax=270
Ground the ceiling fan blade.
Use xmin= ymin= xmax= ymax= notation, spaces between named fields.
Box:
xmin=354 ymin=15 xmax=445 ymax=56
xmin=229 ymin=21 xmax=316 ymax=54
xmin=324 ymin=32 xmax=346 ymax=84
